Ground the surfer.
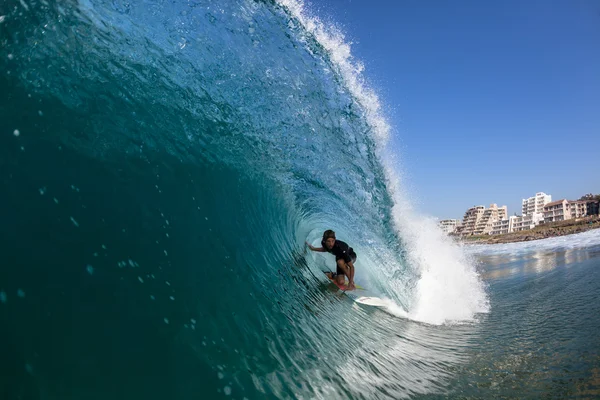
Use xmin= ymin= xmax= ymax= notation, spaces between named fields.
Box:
xmin=306 ymin=230 xmax=356 ymax=290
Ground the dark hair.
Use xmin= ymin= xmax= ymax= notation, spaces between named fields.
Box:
xmin=322 ymin=230 xmax=336 ymax=240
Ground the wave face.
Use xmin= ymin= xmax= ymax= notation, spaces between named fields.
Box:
xmin=0 ymin=0 xmax=488 ymax=398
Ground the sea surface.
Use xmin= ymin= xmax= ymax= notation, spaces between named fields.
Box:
xmin=1 ymin=1 xmax=599 ymax=398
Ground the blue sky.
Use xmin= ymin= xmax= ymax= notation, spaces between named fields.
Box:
xmin=314 ymin=0 xmax=600 ymax=219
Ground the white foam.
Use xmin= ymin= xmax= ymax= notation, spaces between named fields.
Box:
xmin=466 ymin=228 xmax=600 ymax=256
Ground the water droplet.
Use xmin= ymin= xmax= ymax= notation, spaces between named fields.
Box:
xmin=17 ymin=288 xmax=25 ymax=298
xmin=165 ymin=281 xmax=171 ymax=286
xmin=0 ymin=290 xmax=6 ymax=303
xmin=101 ymin=244 xmax=107 ymax=250
xmin=13 ymin=129 xmax=20 ymax=137
xmin=169 ymin=296 xmax=175 ymax=300
xmin=53 ymin=198 xmax=59 ymax=204
xmin=38 ymin=187 xmax=46 ymax=195
xmin=217 ymin=372 xmax=224 ymax=379
xmin=223 ymin=386 xmax=231 ymax=396
xmin=38 ymin=110 xmax=43 ymax=116
xmin=163 ymin=318 xmax=169 ymax=324
xmin=25 ymin=364 xmax=33 ymax=374
xmin=190 ymin=318 xmax=196 ymax=324
xmin=150 ymin=295 xmax=155 ymax=300
xmin=70 ymin=217 xmax=79 ymax=227
xmin=138 ymin=276 xmax=144 ymax=283
xmin=163 ymin=250 xmax=168 ymax=256
xmin=86 ymin=265 xmax=94 ymax=275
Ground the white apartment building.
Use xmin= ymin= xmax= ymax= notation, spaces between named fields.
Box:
xmin=460 ymin=204 xmax=507 ymax=235
xmin=491 ymin=216 xmax=516 ymax=235
xmin=522 ymin=192 xmax=552 ymax=216
xmin=438 ymin=219 xmax=462 ymax=234
xmin=474 ymin=204 xmax=508 ymax=235
xmin=512 ymin=213 xmax=544 ymax=232
xmin=543 ymin=199 xmax=572 ymax=222
xmin=461 ymin=206 xmax=485 ymax=235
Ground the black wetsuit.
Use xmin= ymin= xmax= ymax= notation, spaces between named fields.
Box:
xmin=321 ymin=239 xmax=357 ymax=276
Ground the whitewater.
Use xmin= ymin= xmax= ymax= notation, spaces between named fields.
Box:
xmin=1 ymin=0 xmax=599 ymax=398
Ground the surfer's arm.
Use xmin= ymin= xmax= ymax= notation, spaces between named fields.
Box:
xmin=306 ymin=243 xmax=326 ymax=252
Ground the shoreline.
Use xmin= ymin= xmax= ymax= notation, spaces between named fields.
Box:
xmin=455 ymin=216 xmax=600 ymax=245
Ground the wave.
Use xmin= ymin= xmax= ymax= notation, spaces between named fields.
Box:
xmin=1 ymin=1 xmax=491 ymax=397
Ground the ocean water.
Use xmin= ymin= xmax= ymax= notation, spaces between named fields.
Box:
xmin=1 ymin=1 xmax=598 ymax=399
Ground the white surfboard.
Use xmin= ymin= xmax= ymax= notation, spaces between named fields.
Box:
xmin=354 ymin=296 xmax=409 ymax=319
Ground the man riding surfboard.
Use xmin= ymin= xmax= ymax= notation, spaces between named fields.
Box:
xmin=306 ymin=230 xmax=357 ymax=291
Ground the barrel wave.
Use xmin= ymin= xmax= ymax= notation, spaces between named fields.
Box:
xmin=0 ymin=0 xmax=488 ymax=398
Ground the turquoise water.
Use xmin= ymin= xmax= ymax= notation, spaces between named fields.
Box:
xmin=1 ymin=1 xmax=599 ymax=398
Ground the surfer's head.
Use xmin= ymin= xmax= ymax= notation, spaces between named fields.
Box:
xmin=322 ymin=230 xmax=336 ymax=249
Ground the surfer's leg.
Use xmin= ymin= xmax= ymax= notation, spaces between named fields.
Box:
xmin=336 ymin=259 xmax=350 ymax=283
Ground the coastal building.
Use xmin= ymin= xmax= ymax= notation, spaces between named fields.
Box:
xmin=438 ymin=219 xmax=462 ymax=235
xmin=569 ymin=200 xmax=588 ymax=219
xmin=522 ymin=192 xmax=552 ymax=216
xmin=474 ymin=204 xmax=508 ymax=235
xmin=461 ymin=206 xmax=485 ymax=236
xmin=491 ymin=216 xmax=516 ymax=235
xmin=543 ymin=199 xmax=572 ymax=222
xmin=579 ymin=194 xmax=599 ymax=216
xmin=586 ymin=200 xmax=600 ymax=216
xmin=512 ymin=213 xmax=544 ymax=232
xmin=460 ymin=204 xmax=507 ymax=235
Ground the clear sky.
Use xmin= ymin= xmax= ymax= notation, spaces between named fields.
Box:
xmin=313 ymin=0 xmax=600 ymax=219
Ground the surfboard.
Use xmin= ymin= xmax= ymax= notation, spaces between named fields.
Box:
xmin=354 ymin=296 xmax=389 ymax=307
xmin=354 ymin=296 xmax=409 ymax=318
xmin=322 ymin=272 xmax=409 ymax=317
xmin=324 ymin=272 xmax=364 ymax=291
xmin=332 ymin=281 xmax=364 ymax=291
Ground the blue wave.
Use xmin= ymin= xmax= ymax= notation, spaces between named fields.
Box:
xmin=0 ymin=0 xmax=488 ymax=398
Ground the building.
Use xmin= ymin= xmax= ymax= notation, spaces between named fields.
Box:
xmin=474 ymin=204 xmax=508 ymax=235
xmin=438 ymin=219 xmax=462 ymax=235
xmin=586 ymin=200 xmax=600 ymax=216
xmin=461 ymin=204 xmax=507 ymax=235
xmin=461 ymin=206 xmax=485 ymax=236
xmin=522 ymin=192 xmax=552 ymax=216
xmin=579 ymin=194 xmax=599 ymax=216
xmin=491 ymin=216 xmax=516 ymax=235
xmin=543 ymin=199 xmax=572 ymax=222
xmin=569 ymin=200 xmax=588 ymax=219
xmin=512 ymin=213 xmax=544 ymax=232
